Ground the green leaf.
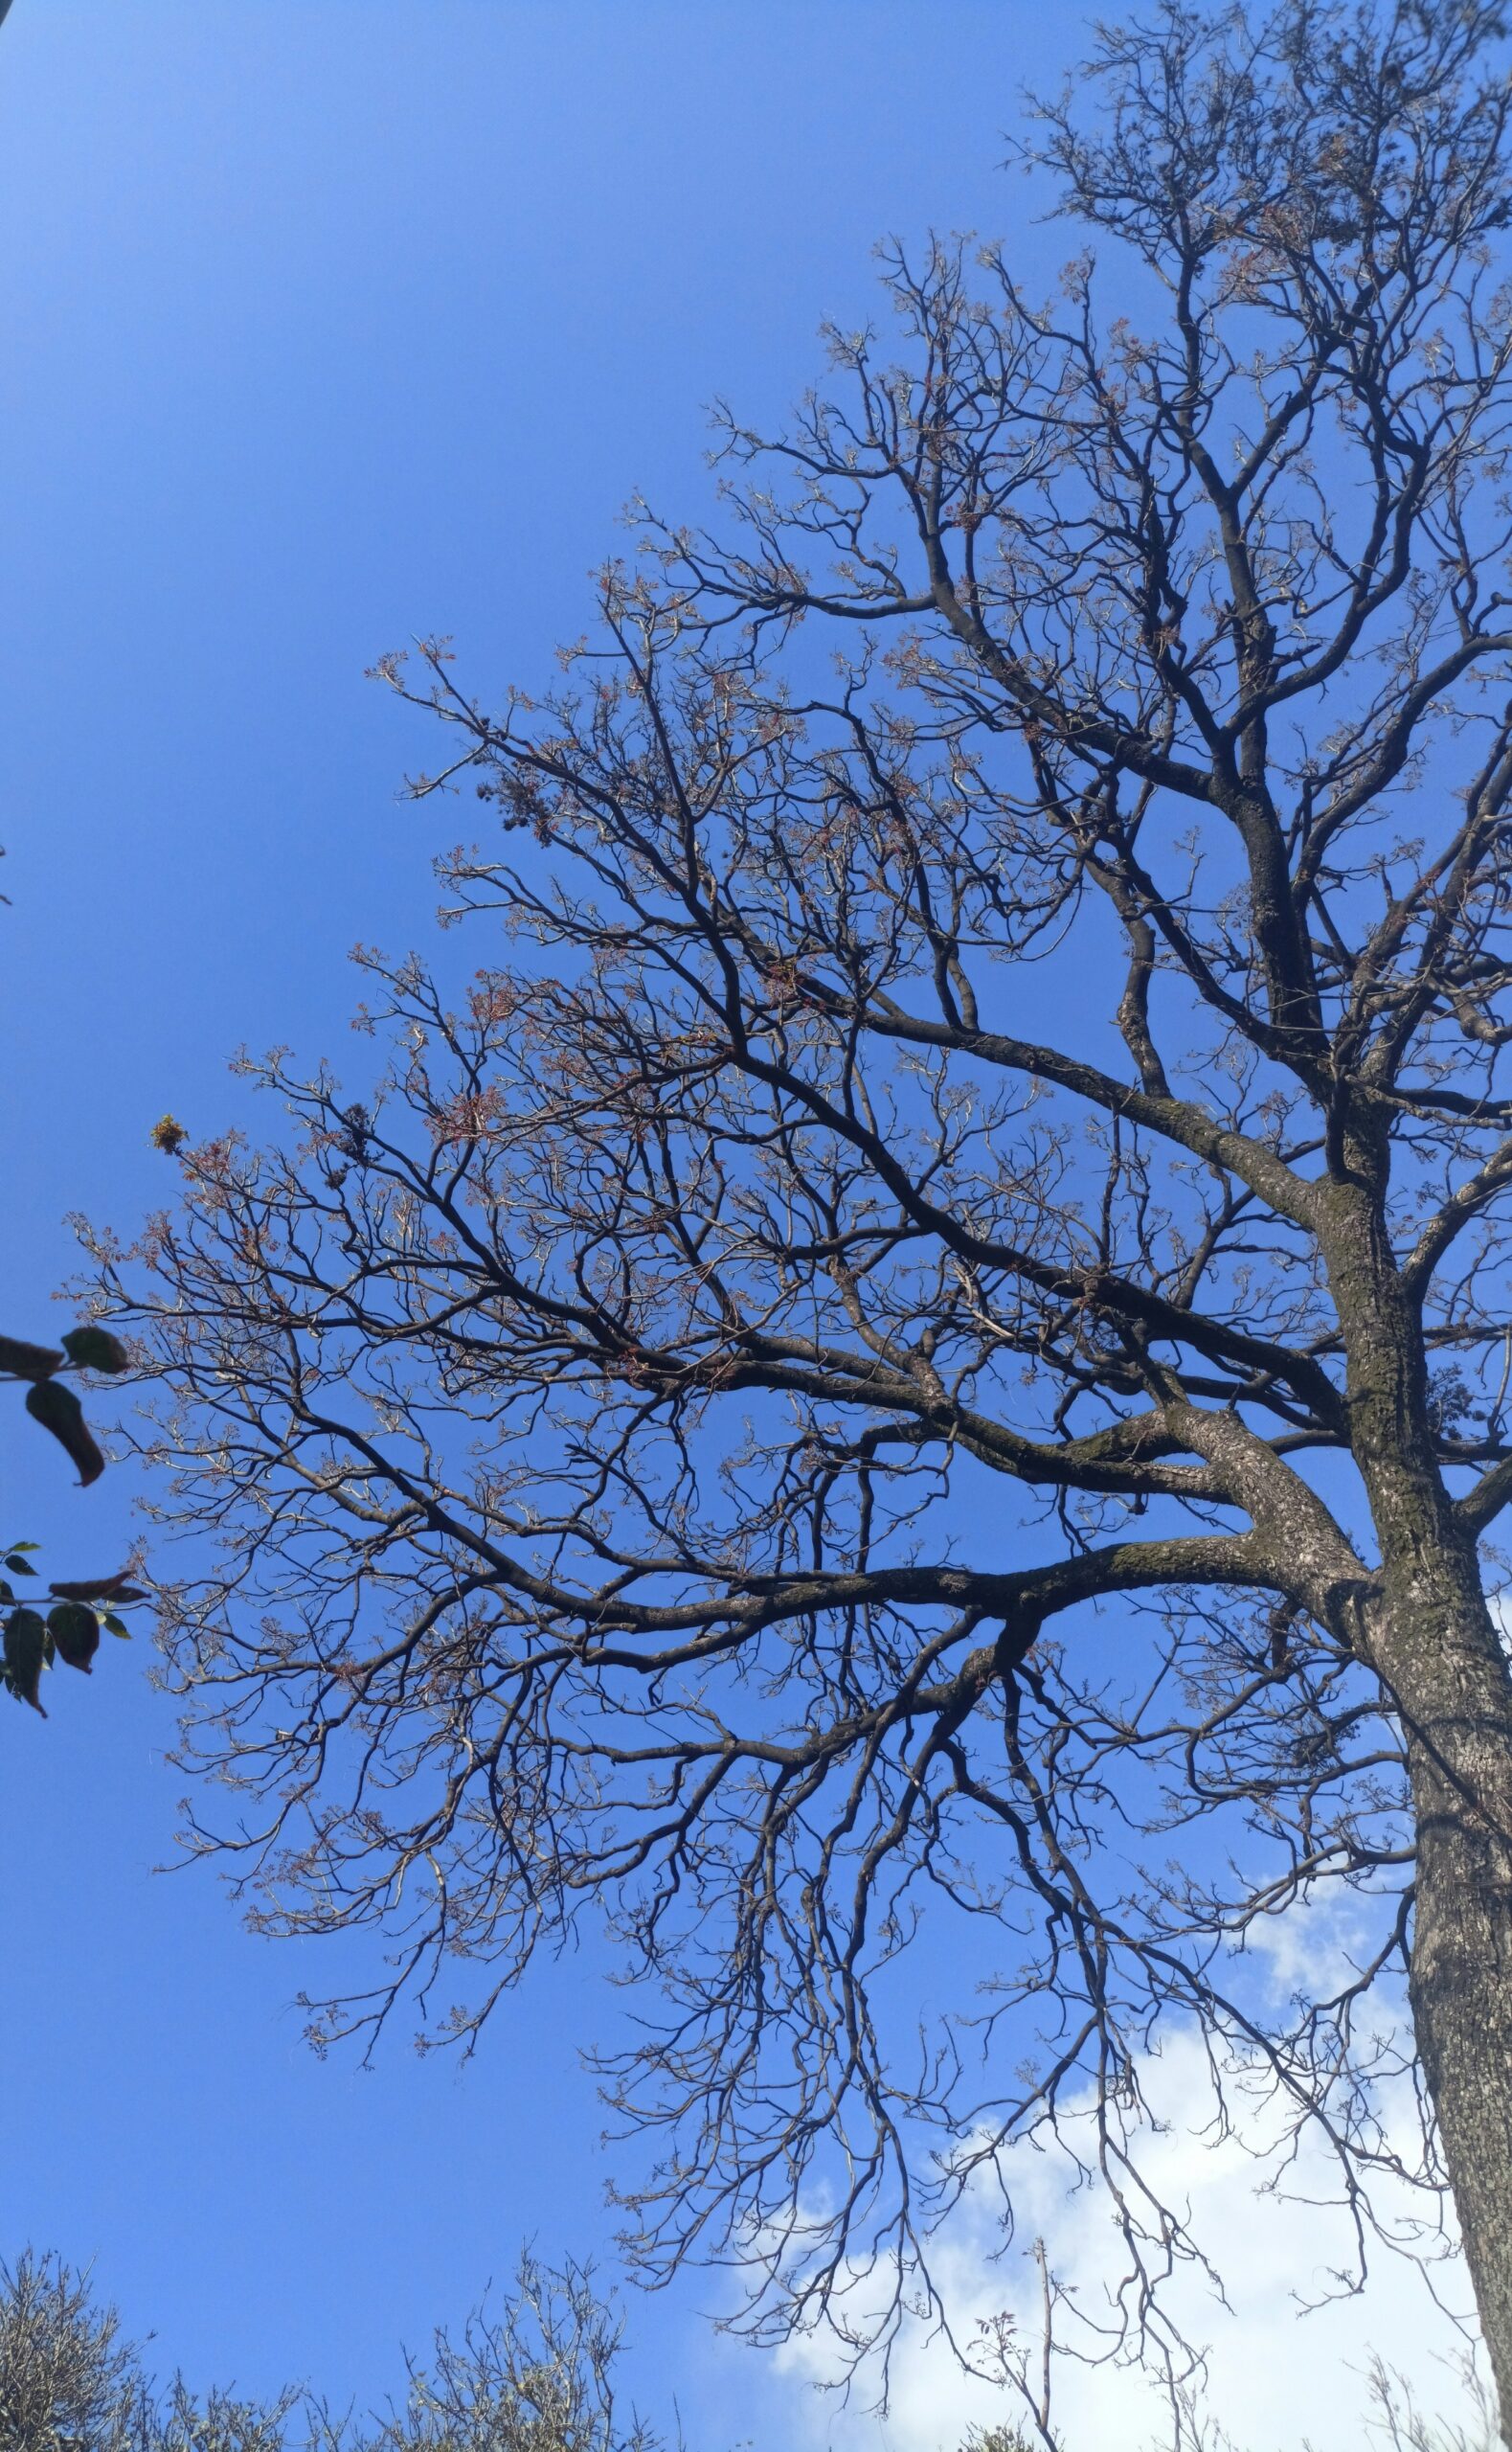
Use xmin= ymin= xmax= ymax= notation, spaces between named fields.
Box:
xmin=4 ymin=1555 xmax=36 ymax=1577
xmin=24 ymin=1380 xmax=105 ymax=1486
xmin=47 ymin=1601 xmax=101 ymax=1674
xmin=3 ymin=1608 xmax=47 ymax=1714
xmin=60 ymin=1326 xmax=129 ymax=1375
xmin=101 ymin=1614 xmax=131 ymax=1641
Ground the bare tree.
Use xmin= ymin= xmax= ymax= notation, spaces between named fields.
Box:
xmin=90 ymin=0 xmax=1512 ymax=2424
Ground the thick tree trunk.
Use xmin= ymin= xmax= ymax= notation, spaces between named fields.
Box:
xmin=1324 ymin=1187 xmax=1512 ymax=2429
xmin=1376 ymin=1577 xmax=1512 ymax=2436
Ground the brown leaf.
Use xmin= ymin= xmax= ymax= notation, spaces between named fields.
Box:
xmin=49 ymin=1572 xmax=146 ymax=1604
xmin=0 ymin=1334 xmax=64 ymax=1381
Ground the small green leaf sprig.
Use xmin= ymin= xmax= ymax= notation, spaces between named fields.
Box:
xmin=0 ymin=1324 xmax=131 ymax=1487
xmin=0 ymin=1557 xmax=142 ymax=1715
xmin=0 ymin=1323 xmax=139 ymax=1714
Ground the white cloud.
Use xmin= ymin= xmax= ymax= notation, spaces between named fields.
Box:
xmin=765 ymin=2034 xmax=1494 ymax=2452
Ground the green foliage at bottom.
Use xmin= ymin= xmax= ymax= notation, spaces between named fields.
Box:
xmin=0 ymin=2250 xmax=658 ymax=2452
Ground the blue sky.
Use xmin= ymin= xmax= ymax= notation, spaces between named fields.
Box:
xmin=0 ymin=9 xmax=1492 ymax=2448
xmin=0 ymin=6 xmax=1095 ymax=2442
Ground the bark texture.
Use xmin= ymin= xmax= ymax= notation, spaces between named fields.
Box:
xmin=1402 ymin=1601 xmax=1512 ymax=2421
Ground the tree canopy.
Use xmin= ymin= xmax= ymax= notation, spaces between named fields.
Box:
xmin=94 ymin=0 xmax=1512 ymax=2422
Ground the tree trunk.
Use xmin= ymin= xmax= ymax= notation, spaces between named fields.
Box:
xmin=1380 ymin=1578 xmax=1512 ymax=2437
xmin=1323 ymin=1184 xmax=1512 ymax=2426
